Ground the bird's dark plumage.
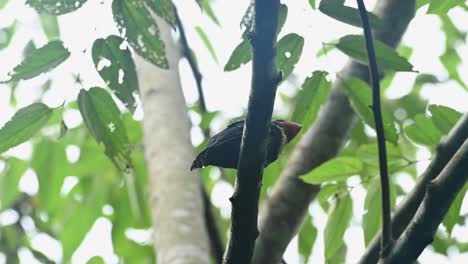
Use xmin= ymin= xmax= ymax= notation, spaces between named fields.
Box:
xmin=190 ymin=120 xmax=302 ymax=170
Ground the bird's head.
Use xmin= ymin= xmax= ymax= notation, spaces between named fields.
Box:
xmin=273 ymin=120 xmax=302 ymax=143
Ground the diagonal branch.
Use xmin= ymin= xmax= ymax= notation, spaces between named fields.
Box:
xmin=253 ymin=1 xmax=416 ymax=263
xmin=356 ymin=0 xmax=393 ymax=256
xmin=383 ymin=138 xmax=468 ymax=263
xmin=222 ymin=0 xmax=281 ymax=263
xmin=358 ymin=113 xmax=468 ymax=264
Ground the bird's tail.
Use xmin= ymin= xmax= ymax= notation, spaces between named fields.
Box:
xmin=190 ymin=151 xmax=206 ymax=171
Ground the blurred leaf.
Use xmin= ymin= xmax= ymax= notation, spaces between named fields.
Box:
xmin=0 ymin=158 xmax=28 ymax=210
xmin=328 ymin=244 xmax=347 ymax=264
xmin=87 ymin=256 xmax=105 ymax=264
xmin=0 ymin=103 xmax=54 ymax=154
xmin=7 ymin=41 xmax=70 ymax=82
xmin=23 ymin=40 xmax=37 ymax=58
xmin=336 ymin=35 xmax=414 ymax=72
xmin=405 ymin=114 xmax=443 ymax=147
xmin=32 ymin=139 xmax=68 ymax=212
xmin=440 ymin=48 xmax=468 ymax=90
xmin=26 ymin=0 xmax=88 ymax=15
xmin=123 ymin=114 xmax=143 ymax=146
xmin=316 ymin=43 xmax=336 ymax=57
xmin=440 ymin=14 xmax=466 ymax=47
xmin=298 ymin=215 xmax=317 ymax=263
xmin=92 ymin=35 xmax=139 ymax=113
xmin=319 ymin=0 xmax=383 ymax=29
xmin=0 ymin=0 xmax=8 ymax=9
xmin=113 ymin=0 xmax=167 ymax=68
xmin=291 ymin=71 xmax=330 ymax=130
xmin=428 ymin=0 xmax=465 ymax=14
xmin=77 ymin=87 xmax=131 ymax=169
xmin=145 ymin=0 xmax=176 ymax=28
xmin=224 ymin=40 xmax=251 ymax=71
xmin=428 ymin=105 xmax=462 ymax=134
xmin=277 ymin=33 xmax=304 ymax=80
xmin=301 ymin=157 xmax=363 ymax=184
xmin=195 ymin=26 xmax=219 ymax=63
xmin=342 ymin=78 xmax=398 ymax=143
xmin=317 ymin=183 xmax=343 ymax=212
xmin=240 ymin=1 xmax=254 ymax=36
xmin=443 ymin=185 xmax=467 ymax=236
xmin=39 ymin=14 xmax=60 ymax=40
xmin=309 ymin=0 xmax=316 ymax=9
xmin=199 ymin=0 xmax=220 ymax=25
xmin=0 ymin=21 xmax=17 ymax=50
xmin=356 ymin=143 xmax=402 ymax=164
xmin=324 ymin=193 xmax=352 ymax=260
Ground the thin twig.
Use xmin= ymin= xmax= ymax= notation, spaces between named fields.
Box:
xmin=356 ymin=0 xmax=393 ymax=257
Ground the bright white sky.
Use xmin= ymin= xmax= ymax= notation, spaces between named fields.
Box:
xmin=0 ymin=0 xmax=467 ymax=263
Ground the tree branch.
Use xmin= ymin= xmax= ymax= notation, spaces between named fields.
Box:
xmin=222 ymin=0 xmax=281 ymax=263
xmin=356 ymin=0 xmax=393 ymax=256
xmin=358 ymin=113 xmax=468 ymax=264
xmin=253 ymin=1 xmax=416 ymax=262
xmin=382 ymin=139 xmax=468 ymax=263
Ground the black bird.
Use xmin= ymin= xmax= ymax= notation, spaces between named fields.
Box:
xmin=190 ymin=120 xmax=302 ymax=170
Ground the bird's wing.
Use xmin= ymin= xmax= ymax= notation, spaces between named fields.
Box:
xmin=206 ymin=121 xmax=244 ymax=149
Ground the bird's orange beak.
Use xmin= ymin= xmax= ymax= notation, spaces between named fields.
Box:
xmin=277 ymin=121 xmax=302 ymax=142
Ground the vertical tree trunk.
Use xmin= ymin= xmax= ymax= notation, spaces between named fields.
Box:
xmin=136 ymin=17 xmax=211 ymax=264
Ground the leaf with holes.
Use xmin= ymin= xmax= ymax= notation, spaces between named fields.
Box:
xmin=7 ymin=41 xmax=70 ymax=82
xmin=113 ymin=0 xmax=167 ymax=68
xmin=324 ymin=193 xmax=353 ymax=260
xmin=429 ymin=105 xmax=462 ymax=134
xmin=277 ymin=33 xmax=304 ymax=80
xmin=78 ymin=87 xmax=131 ymax=169
xmin=319 ymin=0 xmax=383 ymax=29
xmin=0 ymin=103 xmax=54 ymax=154
xmin=26 ymin=0 xmax=88 ymax=15
xmin=342 ymin=78 xmax=398 ymax=143
xmin=145 ymin=0 xmax=176 ymax=28
xmin=92 ymin=35 xmax=139 ymax=113
xmin=291 ymin=71 xmax=331 ymax=130
xmin=301 ymin=157 xmax=363 ymax=184
xmin=336 ymin=35 xmax=414 ymax=72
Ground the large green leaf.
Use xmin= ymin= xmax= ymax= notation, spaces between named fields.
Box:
xmin=77 ymin=87 xmax=131 ymax=169
xmin=32 ymin=139 xmax=67 ymax=212
xmin=428 ymin=0 xmax=465 ymax=14
xmin=324 ymin=194 xmax=353 ymax=260
xmin=440 ymin=48 xmax=468 ymax=90
xmin=342 ymin=78 xmax=398 ymax=143
xmin=336 ymin=35 xmax=414 ymax=72
xmin=404 ymin=114 xmax=443 ymax=147
xmin=26 ymin=0 xmax=88 ymax=15
xmin=0 ymin=158 xmax=28 ymax=210
xmin=195 ymin=26 xmax=219 ymax=64
xmin=145 ymin=0 xmax=176 ymax=28
xmin=291 ymin=71 xmax=331 ymax=130
xmin=319 ymin=0 xmax=383 ymax=29
xmin=277 ymin=33 xmax=304 ymax=80
xmin=0 ymin=21 xmax=17 ymax=50
xmin=298 ymin=215 xmax=317 ymax=263
xmin=7 ymin=41 xmax=70 ymax=81
xmin=0 ymin=103 xmax=54 ymax=154
xmin=301 ymin=156 xmax=363 ymax=184
xmin=92 ymin=35 xmax=139 ymax=113
xmin=428 ymin=105 xmax=462 ymax=134
xmin=224 ymin=40 xmax=252 ymax=71
xmin=113 ymin=0 xmax=167 ymax=68
xmin=39 ymin=14 xmax=60 ymax=40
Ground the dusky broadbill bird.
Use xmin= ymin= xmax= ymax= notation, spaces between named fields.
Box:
xmin=190 ymin=120 xmax=302 ymax=170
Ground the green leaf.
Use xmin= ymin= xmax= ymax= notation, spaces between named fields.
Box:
xmin=195 ymin=26 xmax=219 ymax=64
xmin=39 ymin=14 xmax=60 ymax=40
xmin=291 ymin=71 xmax=331 ymax=130
xmin=32 ymin=139 xmax=67 ymax=212
xmin=319 ymin=0 xmax=384 ymax=29
xmin=336 ymin=35 xmax=415 ymax=72
xmin=301 ymin=157 xmax=363 ymax=184
xmin=440 ymin=14 xmax=466 ymax=48
xmin=7 ymin=41 xmax=70 ymax=81
xmin=224 ymin=40 xmax=252 ymax=71
xmin=298 ymin=215 xmax=317 ymax=263
xmin=440 ymin=48 xmax=468 ymax=90
xmin=342 ymin=78 xmax=398 ymax=143
xmin=26 ymin=0 xmax=88 ymax=15
xmin=0 ymin=0 xmax=9 ymax=9
xmin=277 ymin=33 xmax=304 ymax=80
xmin=113 ymin=0 xmax=167 ymax=68
xmin=0 ymin=21 xmax=17 ymax=50
xmin=317 ymin=183 xmax=343 ymax=211
xmin=92 ymin=35 xmax=139 ymax=113
xmin=443 ymin=185 xmax=467 ymax=236
xmin=77 ymin=87 xmax=131 ymax=169
xmin=87 ymin=256 xmax=105 ymax=264
xmin=356 ymin=143 xmax=402 ymax=164
xmin=0 ymin=103 xmax=54 ymax=154
xmin=404 ymin=114 xmax=443 ymax=147
xmin=145 ymin=0 xmax=176 ymax=28
xmin=428 ymin=105 xmax=462 ymax=134
xmin=0 ymin=158 xmax=28 ymax=210
xmin=198 ymin=0 xmax=220 ymax=26
xmin=309 ymin=0 xmax=316 ymax=9
xmin=428 ymin=0 xmax=465 ymax=14
xmin=324 ymin=194 xmax=353 ymax=260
